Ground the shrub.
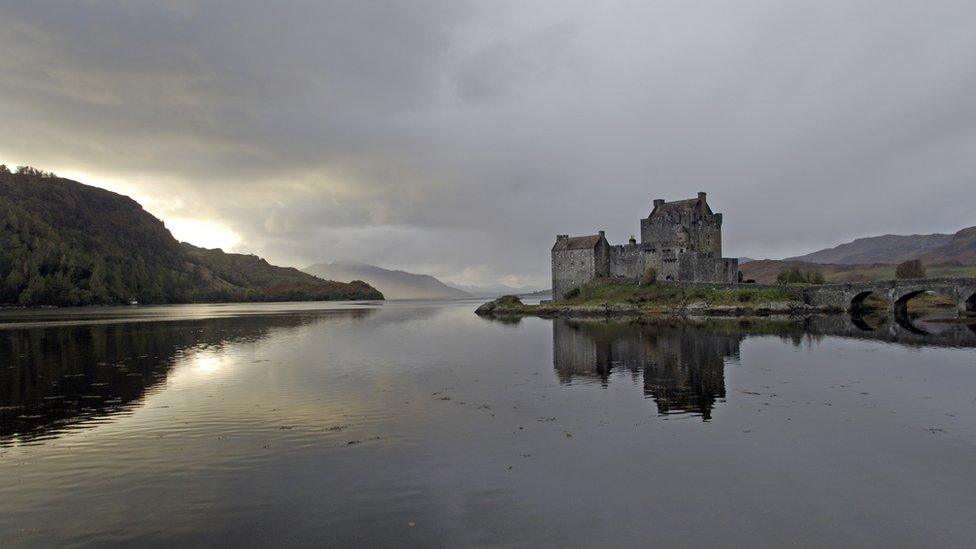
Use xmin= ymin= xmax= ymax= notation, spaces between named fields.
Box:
xmin=895 ymin=259 xmax=926 ymax=279
xmin=497 ymin=295 xmax=523 ymax=306
xmin=640 ymin=266 xmax=657 ymax=285
xmin=776 ymin=266 xmax=825 ymax=285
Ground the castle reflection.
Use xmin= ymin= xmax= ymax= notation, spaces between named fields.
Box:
xmin=553 ymin=320 xmax=739 ymax=420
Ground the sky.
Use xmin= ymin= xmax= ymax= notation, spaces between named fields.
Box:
xmin=1 ymin=1 xmax=975 ymax=289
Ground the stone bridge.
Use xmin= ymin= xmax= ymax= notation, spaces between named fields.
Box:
xmin=802 ymin=278 xmax=976 ymax=317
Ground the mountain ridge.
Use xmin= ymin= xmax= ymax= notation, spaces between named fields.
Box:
xmin=781 ymin=226 xmax=976 ymax=267
xmin=741 ymin=226 xmax=976 ymax=283
xmin=785 ymin=232 xmax=955 ymax=265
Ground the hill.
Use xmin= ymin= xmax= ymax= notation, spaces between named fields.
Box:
xmin=919 ymin=227 xmax=976 ymax=265
xmin=0 ymin=167 xmax=383 ymax=306
xmin=746 ymin=225 xmax=976 ymax=283
xmin=304 ymin=261 xmax=470 ymax=300
xmin=785 ymin=233 xmax=953 ymax=265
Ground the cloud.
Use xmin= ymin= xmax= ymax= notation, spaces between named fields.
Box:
xmin=2 ymin=0 xmax=976 ymax=286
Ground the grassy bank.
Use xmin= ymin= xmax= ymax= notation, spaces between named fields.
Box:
xmin=563 ymin=283 xmax=800 ymax=307
xmin=476 ymin=282 xmax=815 ymax=318
xmin=476 ymin=281 xmax=966 ymax=319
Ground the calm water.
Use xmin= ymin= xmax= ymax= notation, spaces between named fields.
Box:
xmin=2 ymin=301 xmax=976 ymax=547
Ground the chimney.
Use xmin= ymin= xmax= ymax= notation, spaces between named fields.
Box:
xmin=698 ymin=192 xmax=707 ymax=202
xmin=653 ymin=199 xmax=664 ymax=208
xmin=598 ymin=230 xmax=605 ymax=238
xmin=629 ymin=235 xmax=636 ymax=245
xmin=556 ymin=234 xmax=568 ymax=241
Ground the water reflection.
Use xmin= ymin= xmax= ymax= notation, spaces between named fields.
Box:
xmin=551 ymin=314 xmax=976 ymax=420
xmin=553 ymin=320 xmax=736 ymax=419
xmin=0 ymin=309 xmax=373 ymax=444
xmin=811 ymin=312 xmax=976 ymax=345
xmin=4 ymin=303 xmax=976 ymax=546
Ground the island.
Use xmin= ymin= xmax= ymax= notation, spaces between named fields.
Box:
xmin=478 ymin=193 xmax=976 ymax=320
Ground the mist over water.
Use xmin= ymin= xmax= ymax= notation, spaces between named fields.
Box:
xmin=2 ymin=302 xmax=976 ymax=546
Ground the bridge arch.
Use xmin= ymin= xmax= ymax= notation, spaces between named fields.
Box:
xmin=967 ymin=292 xmax=976 ymax=313
xmin=892 ymin=289 xmax=954 ymax=320
xmin=894 ymin=290 xmax=926 ymax=319
xmin=850 ymin=290 xmax=885 ymax=312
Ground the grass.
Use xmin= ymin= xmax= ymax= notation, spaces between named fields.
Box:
xmin=561 ymin=282 xmax=801 ymax=308
xmin=823 ymin=265 xmax=976 ymax=283
xmin=478 ymin=282 xmax=807 ymax=317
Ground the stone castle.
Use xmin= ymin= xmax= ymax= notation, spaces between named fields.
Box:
xmin=551 ymin=192 xmax=739 ymax=300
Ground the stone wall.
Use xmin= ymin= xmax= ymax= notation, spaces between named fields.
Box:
xmin=552 ymin=248 xmax=597 ymax=300
xmin=555 ymin=247 xmax=738 ymax=300
xmin=676 ymin=253 xmax=738 ymax=283
xmin=640 ymin=211 xmax=723 ymax=256
xmin=607 ymin=244 xmax=647 ymax=279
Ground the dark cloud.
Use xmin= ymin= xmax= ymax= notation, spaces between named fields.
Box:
xmin=1 ymin=1 xmax=975 ymax=286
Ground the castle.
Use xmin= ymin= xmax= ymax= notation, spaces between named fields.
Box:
xmin=551 ymin=192 xmax=739 ymax=300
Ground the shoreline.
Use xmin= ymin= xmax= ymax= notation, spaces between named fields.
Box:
xmin=475 ymin=287 xmax=969 ymax=321
xmin=476 ymin=297 xmax=835 ymax=319
xmin=0 ymin=297 xmax=387 ymax=310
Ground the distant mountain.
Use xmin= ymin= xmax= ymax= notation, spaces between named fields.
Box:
xmin=785 ymin=233 xmax=954 ymax=265
xmin=0 ymin=167 xmax=383 ymax=306
xmin=778 ymin=225 xmax=976 ymax=272
xmin=304 ymin=261 xmax=471 ymax=300
xmin=740 ymin=227 xmax=976 ymax=283
xmin=451 ymin=283 xmax=548 ymax=298
xmin=737 ymin=257 xmax=755 ymax=265
xmin=520 ymin=288 xmax=553 ymax=298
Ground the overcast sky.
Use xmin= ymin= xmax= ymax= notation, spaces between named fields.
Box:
xmin=2 ymin=1 xmax=975 ymax=288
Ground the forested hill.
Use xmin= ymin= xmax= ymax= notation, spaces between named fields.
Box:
xmin=0 ymin=167 xmax=383 ymax=306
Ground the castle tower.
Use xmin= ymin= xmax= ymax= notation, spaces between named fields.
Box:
xmin=640 ymin=191 xmax=722 ymax=256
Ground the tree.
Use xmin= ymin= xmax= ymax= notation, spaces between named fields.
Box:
xmin=895 ymin=259 xmax=926 ymax=279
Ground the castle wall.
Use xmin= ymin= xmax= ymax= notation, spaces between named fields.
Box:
xmin=654 ymin=251 xmax=679 ymax=282
xmin=603 ymin=248 xmax=737 ymax=284
xmin=594 ymin=239 xmax=610 ymax=277
xmin=607 ymin=244 xmax=646 ymax=279
xmin=552 ymin=248 xmax=597 ymax=300
xmin=640 ymin=212 xmax=722 ymax=256
xmin=708 ymin=214 xmax=722 ymax=256
xmin=675 ymin=253 xmax=738 ymax=283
